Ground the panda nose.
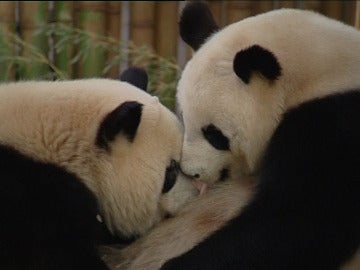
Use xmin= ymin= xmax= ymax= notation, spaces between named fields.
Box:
xmin=192 ymin=179 xmax=208 ymax=196
xmin=180 ymin=167 xmax=200 ymax=179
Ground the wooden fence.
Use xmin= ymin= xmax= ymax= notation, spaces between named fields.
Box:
xmin=0 ymin=0 xmax=359 ymax=82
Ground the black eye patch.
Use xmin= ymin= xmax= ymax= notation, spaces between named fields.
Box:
xmin=162 ymin=160 xmax=179 ymax=193
xmin=219 ymin=168 xmax=229 ymax=182
xmin=201 ymin=124 xmax=230 ymax=151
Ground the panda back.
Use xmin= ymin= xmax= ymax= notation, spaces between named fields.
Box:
xmin=0 ymin=145 xmax=108 ymax=269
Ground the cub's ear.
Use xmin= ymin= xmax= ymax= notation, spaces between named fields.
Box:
xmin=179 ymin=1 xmax=219 ymax=51
xmin=119 ymin=67 xmax=148 ymax=91
xmin=96 ymin=101 xmax=143 ymax=151
xmin=233 ymin=45 xmax=282 ymax=84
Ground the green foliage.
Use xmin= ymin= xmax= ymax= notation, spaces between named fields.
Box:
xmin=0 ymin=23 xmax=180 ymax=110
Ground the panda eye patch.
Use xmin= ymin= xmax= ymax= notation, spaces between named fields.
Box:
xmin=162 ymin=159 xmax=179 ymax=193
xmin=202 ymin=124 xmax=230 ymax=151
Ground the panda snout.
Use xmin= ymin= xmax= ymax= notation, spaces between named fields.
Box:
xmin=178 ymin=165 xmax=201 ymax=179
xmin=178 ymin=166 xmax=207 ymax=195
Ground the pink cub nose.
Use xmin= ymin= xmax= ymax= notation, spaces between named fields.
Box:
xmin=192 ymin=180 xmax=208 ymax=196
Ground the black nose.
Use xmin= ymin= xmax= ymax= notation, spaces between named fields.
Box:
xmin=178 ymin=165 xmax=200 ymax=179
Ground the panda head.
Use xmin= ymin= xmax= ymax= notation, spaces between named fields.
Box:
xmin=177 ymin=2 xmax=360 ymax=184
xmin=0 ymin=70 xmax=197 ymax=239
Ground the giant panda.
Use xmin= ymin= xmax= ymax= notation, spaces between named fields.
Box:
xmin=110 ymin=3 xmax=360 ymax=270
xmin=0 ymin=68 xmax=198 ymax=270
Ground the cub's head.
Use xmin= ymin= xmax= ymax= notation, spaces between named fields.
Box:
xmin=177 ymin=2 xmax=360 ymax=184
xmin=0 ymin=68 xmax=197 ymax=240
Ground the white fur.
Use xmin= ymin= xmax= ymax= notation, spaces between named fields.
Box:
xmin=101 ymin=178 xmax=254 ymax=270
xmin=177 ymin=8 xmax=360 ymax=184
xmin=101 ymin=177 xmax=358 ymax=270
xmin=0 ymin=79 xmax=197 ymax=237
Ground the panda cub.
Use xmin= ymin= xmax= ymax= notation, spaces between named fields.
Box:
xmin=115 ymin=3 xmax=360 ymax=270
xmin=0 ymin=68 xmax=197 ymax=270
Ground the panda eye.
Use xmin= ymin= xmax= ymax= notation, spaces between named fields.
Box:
xmin=162 ymin=159 xmax=179 ymax=193
xmin=201 ymin=124 xmax=230 ymax=151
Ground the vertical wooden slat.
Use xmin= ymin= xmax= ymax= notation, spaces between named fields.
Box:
xmin=354 ymin=1 xmax=360 ymax=28
xmin=0 ymin=1 xmax=16 ymax=33
xmin=48 ymin=1 xmax=55 ymax=65
xmin=226 ymin=1 xmax=253 ymax=24
xmin=322 ymin=1 xmax=343 ymax=21
xmin=75 ymin=1 xmax=106 ymax=78
xmin=106 ymin=1 xmax=121 ymax=78
xmin=278 ymin=1 xmax=297 ymax=8
xmin=130 ymin=1 xmax=155 ymax=52
xmin=176 ymin=1 xmax=189 ymax=70
xmin=54 ymin=1 xmax=74 ymax=78
xmin=253 ymin=1 xmax=274 ymax=14
xmin=155 ymin=1 xmax=177 ymax=59
xmin=343 ymin=1 xmax=356 ymax=26
xmin=303 ymin=1 xmax=323 ymax=12
xmin=120 ymin=1 xmax=130 ymax=73
xmin=208 ymin=1 xmax=224 ymax=27
xmin=19 ymin=1 xmax=49 ymax=79
xmin=0 ymin=1 xmax=16 ymax=80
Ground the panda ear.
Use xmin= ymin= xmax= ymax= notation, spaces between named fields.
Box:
xmin=96 ymin=101 xmax=143 ymax=151
xmin=119 ymin=66 xmax=148 ymax=91
xmin=179 ymin=1 xmax=219 ymax=51
xmin=233 ymin=45 xmax=282 ymax=84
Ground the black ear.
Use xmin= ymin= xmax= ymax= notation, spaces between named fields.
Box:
xmin=119 ymin=67 xmax=148 ymax=91
xmin=233 ymin=45 xmax=282 ymax=84
xmin=96 ymin=101 xmax=143 ymax=151
xmin=179 ymin=1 xmax=219 ymax=51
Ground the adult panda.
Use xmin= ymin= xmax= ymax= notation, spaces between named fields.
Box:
xmin=114 ymin=3 xmax=360 ymax=270
xmin=0 ymin=68 xmax=198 ymax=270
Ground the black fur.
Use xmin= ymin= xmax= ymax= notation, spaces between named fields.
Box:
xmin=201 ymin=124 xmax=230 ymax=151
xmin=96 ymin=101 xmax=143 ymax=151
xmin=219 ymin=168 xmax=229 ymax=182
xmin=179 ymin=1 xmax=219 ymax=51
xmin=162 ymin=91 xmax=360 ymax=269
xmin=119 ymin=67 xmax=148 ymax=92
xmin=233 ymin=45 xmax=282 ymax=84
xmin=0 ymin=145 xmax=109 ymax=270
xmin=162 ymin=160 xmax=179 ymax=194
